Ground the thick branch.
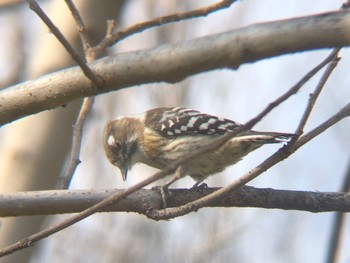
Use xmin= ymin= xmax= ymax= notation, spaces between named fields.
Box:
xmin=1 ymin=10 xmax=350 ymax=125
xmin=0 ymin=186 xmax=349 ymax=217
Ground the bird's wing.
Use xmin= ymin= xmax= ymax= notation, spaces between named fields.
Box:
xmin=144 ymin=107 xmax=242 ymax=137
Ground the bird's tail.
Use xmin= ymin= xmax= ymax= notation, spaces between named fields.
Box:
xmin=237 ymin=131 xmax=295 ymax=143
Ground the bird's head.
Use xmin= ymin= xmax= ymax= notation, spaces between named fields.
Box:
xmin=103 ymin=117 xmax=142 ymax=181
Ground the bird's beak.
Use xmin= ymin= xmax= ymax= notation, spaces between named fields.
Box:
xmin=121 ymin=167 xmax=128 ymax=181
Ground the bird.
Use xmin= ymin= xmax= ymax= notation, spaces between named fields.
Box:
xmin=103 ymin=107 xmax=293 ymax=189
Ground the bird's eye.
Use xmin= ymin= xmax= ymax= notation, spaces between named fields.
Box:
xmin=109 ymin=141 xmax=122 ymax=154
xmin=107 ymin=135 xmax=122 ymax=151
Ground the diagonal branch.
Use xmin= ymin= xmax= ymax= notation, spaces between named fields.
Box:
xmin=26 ymin=0 xmax=103 ymax=87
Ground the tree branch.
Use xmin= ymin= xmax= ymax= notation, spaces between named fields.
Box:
xmin=0 ymin=186 xmax=349 ymax=217
xmin=1 ymin=10 xmax=350 ymax=125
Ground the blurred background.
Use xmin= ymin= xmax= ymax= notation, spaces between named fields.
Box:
xmin=0 ymin=0 xmax=349 ymax=262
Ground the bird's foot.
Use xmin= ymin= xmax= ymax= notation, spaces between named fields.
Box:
xmin=191 ymin=182 xmax=208 ymax=189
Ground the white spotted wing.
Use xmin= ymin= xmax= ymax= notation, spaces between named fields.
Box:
xmin=144 ymin=107 xmax=242 ymax=137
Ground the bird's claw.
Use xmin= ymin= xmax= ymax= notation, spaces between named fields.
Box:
xmin=191 ymin=182 xmax=208 ymax=189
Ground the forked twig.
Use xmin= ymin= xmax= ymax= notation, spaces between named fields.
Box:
xmin=94 ymin=0 xmax=238 ymax=55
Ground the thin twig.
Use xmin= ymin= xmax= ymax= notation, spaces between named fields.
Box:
xmin=292 ymin=50 xmax=340 ymax=138
xmin=64 ymin=0 xmax=91 ymax=51
xmin=27 ymin=0 xmax=103 ymax=86
xmin=57 ymin=97 xmax=95 ymax=189
xmin=94 ymin=0 xmax=237 ymax=55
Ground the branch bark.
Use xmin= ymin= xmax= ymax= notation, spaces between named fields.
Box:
xmin=1 ymin=10 xmax=350 ymax=125
xmin=0 ymin=186 xmax=349 ymax=217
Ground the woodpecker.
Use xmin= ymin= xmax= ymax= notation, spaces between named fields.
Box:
xmin=103 ymin=107 xmax=292 ymax=188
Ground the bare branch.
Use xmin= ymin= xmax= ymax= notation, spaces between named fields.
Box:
xmin=1 ymin=9 xmax=350 ymax=126
xmin=94 ymin=0 xmax=238 ymax=55
xmin=0 ymin=186 xmax=349 ymax=217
